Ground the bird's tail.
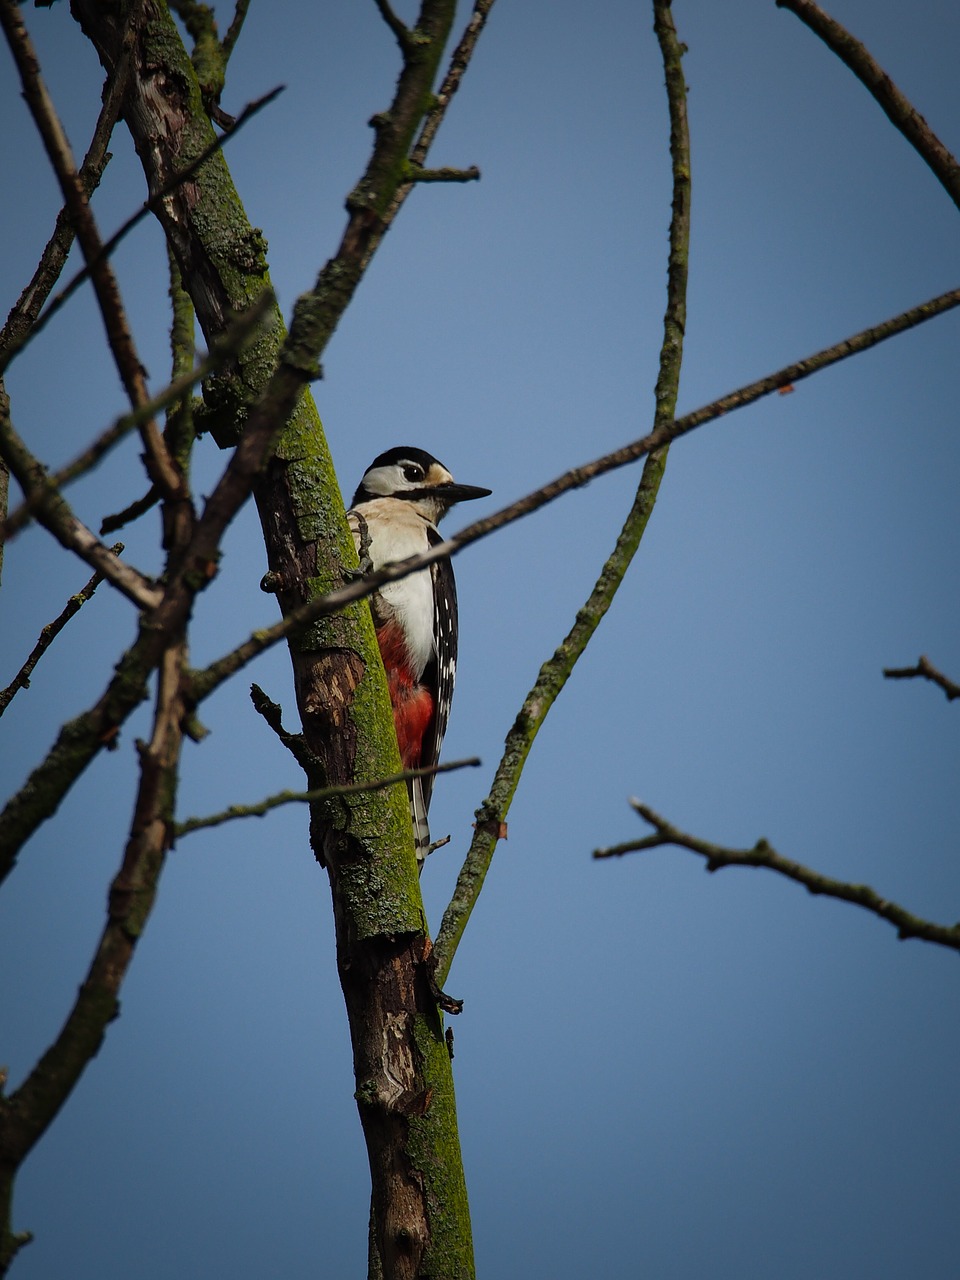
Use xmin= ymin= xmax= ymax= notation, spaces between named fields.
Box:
xmin=409 ymin=776 xmax=431 ymax=871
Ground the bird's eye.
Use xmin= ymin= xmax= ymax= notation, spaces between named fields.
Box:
xmin=402 ymin=464 xmax=425 ymax=482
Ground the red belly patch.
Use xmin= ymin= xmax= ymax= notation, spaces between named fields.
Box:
xmin=376 ymin=620 xmax=433 ymax=767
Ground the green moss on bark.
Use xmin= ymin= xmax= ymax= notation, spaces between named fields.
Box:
xmin=408 ymin=1015 xmax=475 ymax=1277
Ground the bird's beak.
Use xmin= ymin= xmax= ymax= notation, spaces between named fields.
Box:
xmin=435 ymin=482 xmax=492 ymax=504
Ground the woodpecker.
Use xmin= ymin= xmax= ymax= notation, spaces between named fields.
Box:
xmin=347 ymin=447 xmax=491 ymax=866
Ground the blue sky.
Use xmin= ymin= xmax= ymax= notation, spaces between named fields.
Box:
xmin=2 ymin=2 xmax=959 ymax=1276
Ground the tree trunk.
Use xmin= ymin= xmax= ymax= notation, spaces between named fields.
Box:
xmin=70 ymin=3 xmax=474 ymax=1274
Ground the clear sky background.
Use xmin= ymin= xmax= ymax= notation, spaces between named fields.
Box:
xmin=2 ymin=2 xmax=959 ymax=1277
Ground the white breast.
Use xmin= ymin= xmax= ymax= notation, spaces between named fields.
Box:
xmin=348 ymin=499 xmax=437 ymax=680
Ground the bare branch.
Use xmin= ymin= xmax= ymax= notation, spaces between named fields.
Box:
xmin=174 ymin=758 xmax=481 ymax=838
xmin=434 ymin=0 xmax=692 ymax=984
xmin=409 ymin=0 xmax=495 ymax=169
xmin=778 ymin=0 xmax=960 ymax=212
xmin=248 ymin=682 xmax=317 ymax=773
xmin=0 ymin=545 xmax=123 ymax=717
xmin=0 ymin=455 xmax=7 ymax=589
xmin=0 ymin=0 xmax=183 ymax=500
xmin=0 ymin=387 xmax=161 ymax=610
xmin=0 ymin=409 xmax=224 ymax=884
xmin=407 ymin=164 xmax=480 ymax=183
xmin=94 ymin=83 xmax=283 ymax=264
xmin=0 ymin=31 xmax=130 ymax=362
xmin=373 ymin=0 xmax=411 ymax=47
xmin=221 ymin=0 xmax=251 ymax=62
xmin=164 ymin=0 xmax=252 ymax=123
xmin=369 ymin=0 xmax=497 ymax=269
xmin=99 ymin=488 xmax=158 ymax=537
xmin=595 ymin=801 xmax=960 ymax=955
xmin=226 ymin=4 xmax=469 ymax=395
xmin=884 ymin=655 xmax=960 ymax=702
xmin=0 ymin=626 xmax=153 ymax=885
xmin=163 ymin=245 xmax=198 ymax=471
xmin=0 ymin=635 xmax=189 ymax=1192
xmin=2 ymin=289 xmax=275 ymax=540
xmin=0 ymin=85 xmax=283 ymax=377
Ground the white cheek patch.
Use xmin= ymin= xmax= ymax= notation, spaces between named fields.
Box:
xmin=361 ymin=464 xmax=404 ymax=496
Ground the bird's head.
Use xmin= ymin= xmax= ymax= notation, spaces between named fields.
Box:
xmin=351 ymin=447 xmax=491 ymax=524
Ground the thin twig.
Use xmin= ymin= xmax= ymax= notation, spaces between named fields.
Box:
xmin=883 ymin=655 xmax=960 ymax=702
xmin=0 ymin=58 xmax=124 ymax=586
xmin=2 ymin=289 xmax=274 ymax=540
xmin=0 ymin=454 xmax=7 ymax=587
xmin=100 ymin=248 xmax=193 ymax=536
xmin=362 ymin=0 xmax=496 ymax=271
xmin=0 ymin=386 xmax=161 ymax=609
xmin=163 ymin=244 xmax=198 ymax=473
xmin=0 ymin=545 xmax=123 ymax=717
xmin=373 ymin=0 xmax=410 ymax=47
xmin=0 ymin=30 xmax=130 ymax=362
xmin=434 ymin=0 xmax=692 ymax=984
xmin=174 ymin=758 xmax=481 ymax=838
xmin=0 ymin=0 xmax=181 ymax=499
xmin=189 ymin=279 xmax=960 ymax=709
xmin=0 ymin=85 xmax=283 ymax=376
xmin=248 ymin=682 xmax=317 ymax=773
xmin=0 ymin=74 xmax=292 ymax=886
xmin=60 ymin=87 xmax=282 ymax=318
xmin=408 ymin=0 xmax=495 ymax=168
xmin=100 ymin=488 xmax=158 ymax=537
xmin=0 ymin=631 xmax=189 ymax=1188
xmin=594 ymin=801 xmax=960 ymax=955
xmin=221 ymin=0 xmax=251 ymax=62
xmin=778 ymin=0 xmax=960 ymax=213
xmin=408 ymin=165 xmax=480 ymax=183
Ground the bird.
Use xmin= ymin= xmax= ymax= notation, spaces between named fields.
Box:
xmin=347 ymin=446 xmax=491 ymax=867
